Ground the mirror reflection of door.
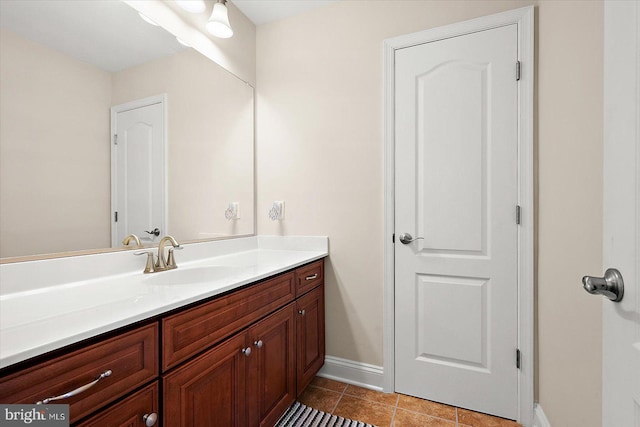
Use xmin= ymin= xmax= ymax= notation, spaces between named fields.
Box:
xmin=110 ymin=95 xmax=166 ymax=247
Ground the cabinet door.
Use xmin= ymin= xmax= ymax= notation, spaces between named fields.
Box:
xmin=296 ymin=284 xmax=325 ymax=395
xmin=163 ymin=333 xmax=248 ymax=427
xmin=247 ymin=305 xmax=296 ymax=427
xmin=76 ymin=382 xmax=159 ymax=427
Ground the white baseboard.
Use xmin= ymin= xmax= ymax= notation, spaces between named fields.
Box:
xmin=317 ymin=356 xmax=385 ymax=392
xmin=533 ymin=404 xmax=551 ymax=427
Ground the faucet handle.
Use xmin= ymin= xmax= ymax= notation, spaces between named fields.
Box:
xmin=134 ymin=251 xmax=156 ymax=274
xmin=166 ymin=246 xmax=183 ymax=269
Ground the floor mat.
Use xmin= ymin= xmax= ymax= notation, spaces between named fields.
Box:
xmin=275 ymin=401 xmax=377 ymax=427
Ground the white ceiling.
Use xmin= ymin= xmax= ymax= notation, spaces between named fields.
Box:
xmin=231 ymin=0 xmax=339 ymax=25
xmin=0 ymin=1 xmax=186 ymax=72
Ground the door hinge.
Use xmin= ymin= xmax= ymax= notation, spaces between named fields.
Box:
xmin=516 ymin=348 xmax=521 ymax=369
xmin=516 ymin=61 xmax=521 ymax=81
xmin=392 ymin=233 xmax=395 ymax=243
xmin=113 ymin=134 xmax=118 ymax=145
xmin=114 ymin=211 xmax=118 ymax=222
xmin=516 ymin=205 xmax=521 ymax=225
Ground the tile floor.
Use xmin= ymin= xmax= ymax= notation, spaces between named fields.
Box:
xmin=298 ymin=376 xmax=522 ymax=427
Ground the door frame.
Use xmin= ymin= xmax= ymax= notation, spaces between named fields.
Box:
xmin=382 ymin=6 xmax=534 ymax=425
xmin=110 ymin=94 xmax=168 ymax=247
xmin=602 ymin=1 xmax=640 ymax=425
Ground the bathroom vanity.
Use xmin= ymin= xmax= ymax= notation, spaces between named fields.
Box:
xmin=0 ymin=237 xmax=327 ymax=427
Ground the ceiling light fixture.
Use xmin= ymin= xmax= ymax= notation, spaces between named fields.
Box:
xmin=206 ymin=0 xmax=233 ymax=39
xmin=174 ymin=0 xmax=206 ymax=14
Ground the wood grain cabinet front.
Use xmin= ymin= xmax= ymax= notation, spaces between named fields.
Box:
xmin=163 ymin=305 xmax=297 ymax=427
xmin=163 ymin=332 xmax=248 ymax=427
xmin=162 ymin=272 xmax=296 ymax=371
xmin=76 ymin=382 xmax=159 ymax=427
xmin=247 ymin=304 xmax=297 ymax=427
xmin=162 ymin=260 xmax=325 ymax=427
xmin=296 ymin=284 xmax=325 ymax=395
xmin=294 ymin=260 xmax=324 ymax=297
xmin=0 ymin=323 xmax=158 ymax=425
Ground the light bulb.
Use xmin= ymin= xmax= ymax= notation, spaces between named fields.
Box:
xmin=206 ymin=2 xmax=233 ymax=39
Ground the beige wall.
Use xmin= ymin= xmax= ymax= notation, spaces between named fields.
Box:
xmin=256 ymin=1 xmax=603 ymax=426
xmin=0 ymin=29 xmax=112 ymax=257
xmin=537 ymin=2 xmax=603 ymax=425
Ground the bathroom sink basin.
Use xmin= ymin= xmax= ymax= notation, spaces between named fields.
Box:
xmin=144 ymin=266 xmax=236 ymax=286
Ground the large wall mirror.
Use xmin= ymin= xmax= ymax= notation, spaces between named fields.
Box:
xmin=0 ymin=0 xmax=255 ymax=260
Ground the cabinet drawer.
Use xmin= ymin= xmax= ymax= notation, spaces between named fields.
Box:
xmin=0 ymin=323 xmax=158 ymax=424
xmin=295 ymin=260 xmax=324 ymax=296
xmin=76 ymin=382 xmax=159 ymax=427
xmin=162 ymin=272 xmax=295 ymax=371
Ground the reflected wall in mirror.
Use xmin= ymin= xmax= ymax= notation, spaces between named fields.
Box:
xmin=0 ymin=0 xmax=255 ymax=259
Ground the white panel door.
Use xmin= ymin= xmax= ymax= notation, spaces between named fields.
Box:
xmin=601 ymin=2 xmax=640 ymax=426
xmin=395 ymin=24 xmax=519 ymax=419
xmin=112 ymin=100 xmax=165 ymax=247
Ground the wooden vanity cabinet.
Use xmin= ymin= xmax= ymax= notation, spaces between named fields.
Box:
xmin=163 ymin=304 xmax=297 ymax=427
xmin=162 ymin=259 xmax=325 ymax=427
xmin=0 ymin=258 xmax=325 ymax=427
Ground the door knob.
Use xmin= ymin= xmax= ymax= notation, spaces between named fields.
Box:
xmin=582 ymin=268 xmax=624 ymax=302
xmin=399 ymin=233 xmax=424 ymax=245
xmin=145 ymin=228 xmax=160 ymax=236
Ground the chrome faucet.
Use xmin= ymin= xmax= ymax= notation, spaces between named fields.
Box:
xmin=122 ymin=234 xmax=142 ymax=247
xmin=155 ymin=235 xmax=182 ymax=271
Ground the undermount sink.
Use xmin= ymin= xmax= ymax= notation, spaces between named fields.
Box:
xmin=144 ymin=266 xmax=236 ymax=286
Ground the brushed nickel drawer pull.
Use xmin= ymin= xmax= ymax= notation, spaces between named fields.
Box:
xmin=36 ymin=370 xmax=112 ymax=404
xmin=305 ymin=274 xmax=318 ymax=281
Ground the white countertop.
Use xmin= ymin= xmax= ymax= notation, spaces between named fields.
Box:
xmin=0 ymin=236 xmax=328 ymax=369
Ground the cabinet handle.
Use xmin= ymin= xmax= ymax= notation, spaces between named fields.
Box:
xmin=143 ymin=413 xmax=158 ymax=427
xmin=242 ymin=347 xmax=252 ymax=356
xmin=298 ymin=309 xmax=306 ymax=316
xmin=36 ymin=369 xmax=112 ymax=404
xmin=254 ymin=340 xmax=263 ymax=349
xmin=305 ymin=274 xmax=318 ymax=281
